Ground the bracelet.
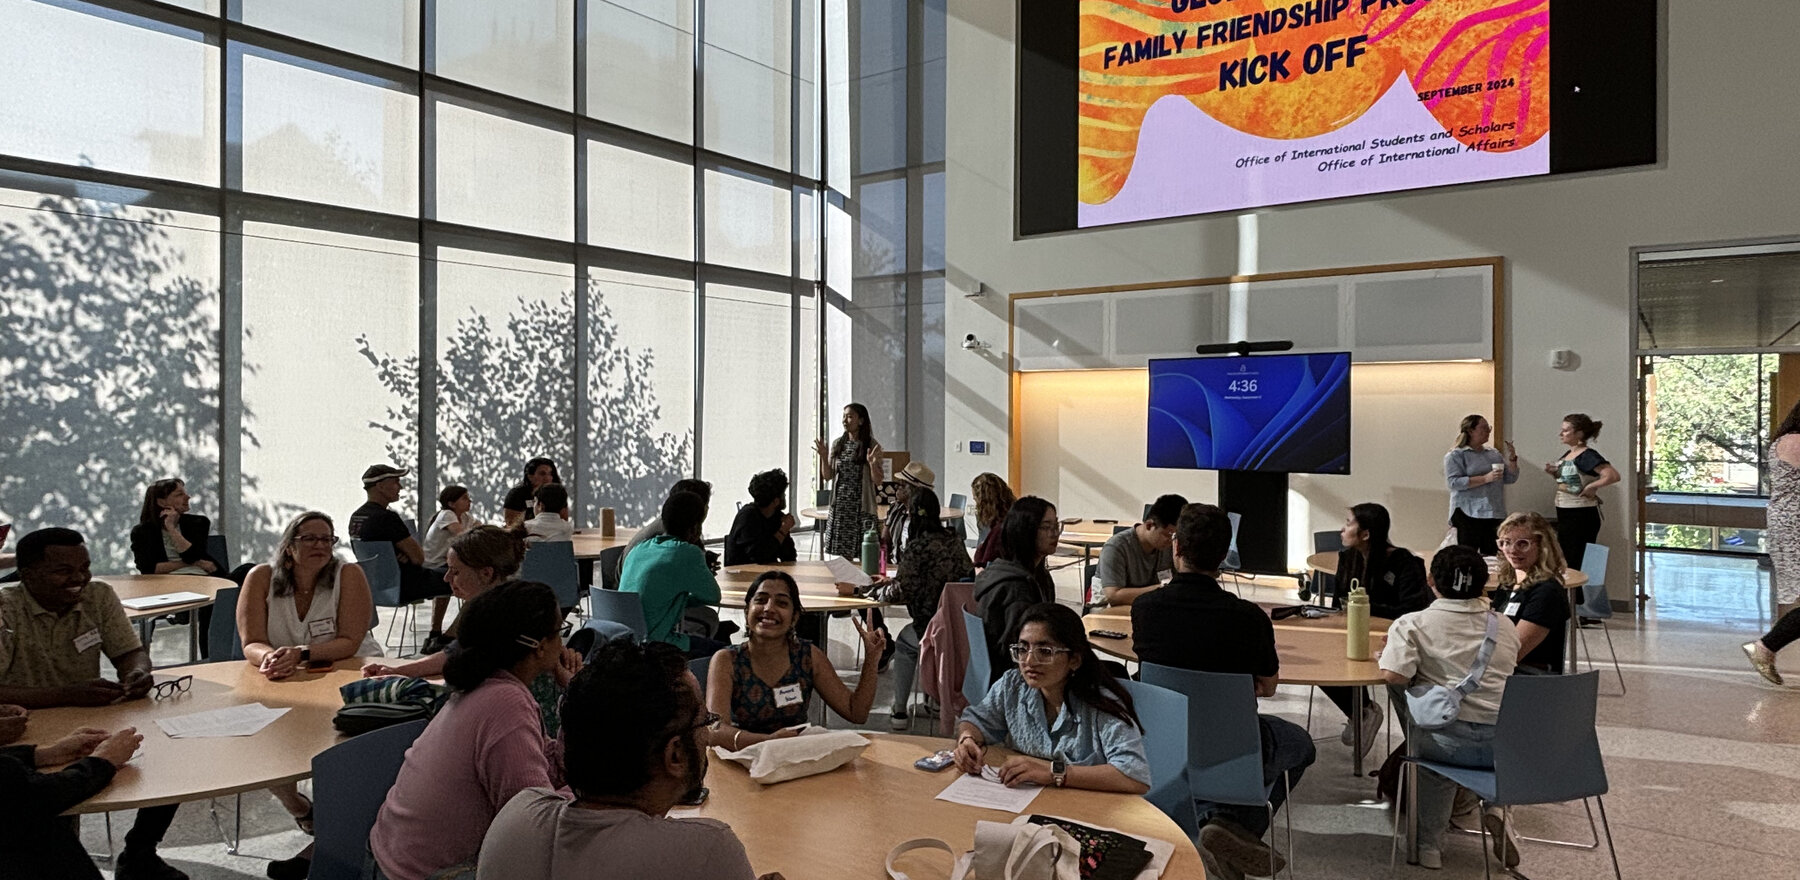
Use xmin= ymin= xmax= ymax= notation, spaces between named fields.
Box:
xmin=733 ymin=730 xmax=743 ymax=750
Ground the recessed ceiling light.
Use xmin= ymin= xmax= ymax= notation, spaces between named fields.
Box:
xmin=1710 ymin=278 xmax=1726 ymax=283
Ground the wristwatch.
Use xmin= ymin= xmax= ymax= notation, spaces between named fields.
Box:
xmin=1051 ymin=757 xmax=1068 ymax=788
xmin=299 ymin=647 xmax=312 ymax=664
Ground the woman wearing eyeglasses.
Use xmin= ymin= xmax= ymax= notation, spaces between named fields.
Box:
xmin=371 ymin=581 xmax=569 ymax=880
xmin=1492 ymin=512 xmax=1571 ymax=674
xmin=953 ymin=603 xmax=1149 ymax=794
xmin=706 ymin=571 xmax=885 ymax=750
xmin=972 ymin=496 xmax=1061 ymax=687
xmin=238 ymin=511 xmax=381 ymax=878
xmin=363 ymin=526 xmax=579 ymax=737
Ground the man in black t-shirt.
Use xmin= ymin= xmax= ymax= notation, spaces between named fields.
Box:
xmin=1132 ymin=503 xmax=1316 ymax=880
xmin=725 ymin=469 xmax=798 ymax=566
xmin=350 ymin=465 xmax=452 ymax=651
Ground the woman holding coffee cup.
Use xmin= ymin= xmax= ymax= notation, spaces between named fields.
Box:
xmin=1444 ymin=415 xmax=1518 ymax=555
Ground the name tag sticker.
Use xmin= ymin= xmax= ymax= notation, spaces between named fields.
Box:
xmin=73 ymin=629 xmax=102 ymax=653
xmin=1504 ymin=601 xmax=1523 ymax=617
xmin=307 ymin=618 xmax=336 ymax=640
xmin=774 ymin=683 xmax=804 ymax=708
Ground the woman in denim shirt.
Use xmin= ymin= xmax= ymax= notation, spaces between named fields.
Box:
xmin=954 ymin=603 xmax=1149 ymax=793
xmin=1443 ymin=414 xmax=1519 ymax=554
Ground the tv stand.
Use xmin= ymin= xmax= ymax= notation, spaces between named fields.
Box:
xmin=1219 ymin=470 xmax=1288 ymax=575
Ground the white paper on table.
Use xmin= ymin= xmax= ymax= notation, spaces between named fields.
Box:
xmin=823 ymin=556 xmax=873 ymax=588
xmin=121 ymin=591 xmax=208 ymax=611
xmin=154 ymin=703 xmax=290 ymax=738
xmin=935 ymin=767 xmax=1044 ymax=813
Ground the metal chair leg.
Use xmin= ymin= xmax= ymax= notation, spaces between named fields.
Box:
xmin=1596 ymin=795 xmax=1625 ymax=880
xmin=1601 ymin=622 xmax=1627 ymax=694
xmin=1476 ymin=799 xmax=1494 ymax=880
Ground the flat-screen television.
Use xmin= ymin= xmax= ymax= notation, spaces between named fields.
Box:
xmin=1147 ymin=353 xmax=1351 ymax=474
xmin=1018 ymin=1 xmax=1658 ymax=234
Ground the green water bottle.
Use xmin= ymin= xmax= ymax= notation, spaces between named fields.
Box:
xmin=861 ymin=526 xmax=880 ymax=576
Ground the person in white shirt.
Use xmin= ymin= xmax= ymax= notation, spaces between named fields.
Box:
xmin=423 ymin=486 xmax=476 ymax=570
xmin=1379 ymin=544 xmax=1522 ymax=871
xmin=523 ymin=484 xmax=574 ymax=544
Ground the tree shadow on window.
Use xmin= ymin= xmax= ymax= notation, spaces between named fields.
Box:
xmin=357 ymin=279 xmax=692 ymax=527
xmin=0 ymin=193 xmax=300 ymax=569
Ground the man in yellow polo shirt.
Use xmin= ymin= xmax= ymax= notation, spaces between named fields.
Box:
xmin=0 ymin=528 xmax=185 ymax=880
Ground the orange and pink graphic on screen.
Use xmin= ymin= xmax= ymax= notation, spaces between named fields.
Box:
xmin=1079 ymin=0 xmax=1550 ymax=204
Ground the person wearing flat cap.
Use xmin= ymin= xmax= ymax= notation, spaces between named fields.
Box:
xmin=349 ymin=464 xmax=454 ymax=650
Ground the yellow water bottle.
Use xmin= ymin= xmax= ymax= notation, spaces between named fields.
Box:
xmin=1345 ymin=581 xmax=1371 ymax=661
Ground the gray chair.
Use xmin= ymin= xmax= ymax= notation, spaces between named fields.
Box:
xmin=961 ymin=610 xmax=991 ymax=710
xmin=1575 ymin=543 xmax=1625 ymax=694
xmin=205 ymin=533 xmax=232 ymax=572
xmin=310 ymin=720 xmax=430 ymax=880
xmin=521 ymin=540 xmax=581 ymax=612
xmin=946 ymin=492 xmax=969 ymax=542
xmin=1392 ymin=672 xmax=1622 ymax=880
xmin=591 ymin=589 xmax=648 ymax=640
xmin=352 ymin=539 xmax=418 ymax=655
xmin=1120 ymin=679 xmax=1197 ymax=837
xmin=599 ymin=545 xmax=625 ymax=592
xmin=1141 ymin=663 xmax=1295 ymax=877
xmin=689 ymin=655 xmax=713 ymax=693
xmin=1307 ymin=531 xmax=1342 ymax=605
xmin=207 ymin=586 xmax=244 ymax=662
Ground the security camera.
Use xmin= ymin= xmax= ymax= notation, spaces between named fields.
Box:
xmin=961 ymin=333 xmax=990 ymax=351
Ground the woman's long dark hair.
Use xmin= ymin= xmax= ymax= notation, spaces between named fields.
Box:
xmin=1017 ymin=603 xmax=1140 ymax=730
xmin=1343 ymin=502 xmax=1396 ymax=589
xmin=139 ymin=478 xmax=185 ymax=526
xmin=443 ymin=580 xmax=561 ymax=693
xmin=511 ymin=457 xmax=562 ymax=497
xmin=830 ymin=403 xmax=875 ymax=460
xmin=999 ymin=496 xmax=1055 ymax=566
xmin=907 ymin=488 xmax=952 ymax=541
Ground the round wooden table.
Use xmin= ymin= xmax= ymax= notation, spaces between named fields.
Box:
xmin=1082 ymin=613 xmax=1389 ymax=775
xmin=102 ymin=573 xmax=234 ymax=662
xmin=1303 ymin=550 xmax=1588 ymax=589
xmin=570 ymin=527 xmax=638 ymax=561
xmin=717 ymin=561 xmax=884 ymax=612
xmin=693 ymin=732 xmax=1205 ymax=879
xmin=28 ymin=658 xmax=366 ymax=813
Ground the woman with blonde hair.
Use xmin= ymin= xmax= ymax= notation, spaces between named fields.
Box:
xmin=1443 ymin=415 xmax=1517 ymax=554
xmin=239 ymin=511 xmax=381 ymax=878
xmin=970 ymin=472 xmax=1016 ymax=567
xmin=1492 ymin=512 xmax=1571 ymax=673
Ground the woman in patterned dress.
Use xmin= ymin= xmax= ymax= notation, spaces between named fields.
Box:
xmin=813 ymin=402 xmax=883 ymax=559
xmin=704 ymin=572 xmax=886 ymax=748
xmin=1745 ymin=400 xmax=1800 ymax=685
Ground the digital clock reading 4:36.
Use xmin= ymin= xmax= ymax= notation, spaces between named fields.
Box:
xmin=1226 ymin=379 xmax=1258 ymax=393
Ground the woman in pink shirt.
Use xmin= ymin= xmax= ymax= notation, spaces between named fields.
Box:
xmin=369 ymin=581 xmax=568 ymax=880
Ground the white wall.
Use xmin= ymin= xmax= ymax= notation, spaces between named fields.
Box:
xmin=1018 ymin=363 xmax=1494 ymax=570
xmin=944 ymin=1 xmax=1800 ymax=596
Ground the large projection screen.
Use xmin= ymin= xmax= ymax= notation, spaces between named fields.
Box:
xmin=1017 ymin=1 xmax=1657 ymax=234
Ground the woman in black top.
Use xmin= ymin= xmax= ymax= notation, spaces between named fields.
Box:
xmin=502 ymin=457 xmax=561 ymax=528
xmin=1542 ymin=413 xmax=1619 ymax=571
xmin=865 ymin=488 xmax=975 ymax=728
xmin=972 ymin=496 xmax=1060 ymax=687
xmin=1494 ymin=511 xmax=1572 ymax=673
xmin=0 ymin=718 xmax=142 ymax=880
xmin=1327 ymin=502 xmax=1429 ymax=751
xmin=129 ymin=478 xmax=221 ymax=576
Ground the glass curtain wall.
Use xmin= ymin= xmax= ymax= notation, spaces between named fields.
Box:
xmin=0 ymin=0 xmax=951 ymax=572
